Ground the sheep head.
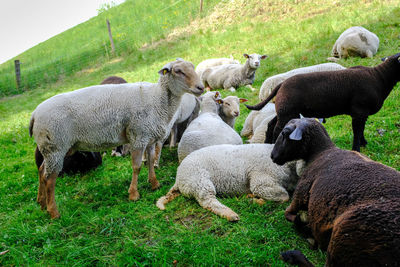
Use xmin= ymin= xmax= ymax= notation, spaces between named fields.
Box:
xmin=220 ymin=96 xmax=248 ymax=118
xmin=244 ymin=53 xmax=268 ymax=68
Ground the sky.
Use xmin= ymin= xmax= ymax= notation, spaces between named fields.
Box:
xmin=0 ymin=0 xmax=125 ymax=64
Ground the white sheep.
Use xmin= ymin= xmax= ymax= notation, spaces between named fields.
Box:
xmin=331 ymin=26 xmax=379 ymax=59
xmin=157 ymin=143 xmax=305 ymax=221
xmin=201 ymin=53 xmax=267 ymax=92
xmin=195 ymin=57 xmax=240 ymax=78
xmin=259 ymin=63 xmax=346 ymax=101
xmin=29 ymin=59 xmax=204 ymax=219
xmin=241 ymin=103 xmax=276 ymax=143
xmin=177 ymin=91 xmax=242 ymax=162
xmin=219 ymin=95 xmax=248 ymax=128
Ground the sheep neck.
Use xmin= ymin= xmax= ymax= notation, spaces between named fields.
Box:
xmin=158 ymin=76 xmax=185 ymax=123
xmin=373 ymin=59 xmax=400 ymax=99
xmin=218 ymin=108 xmax=234 ymax=127
xmin=200 ymin=98 xmax=219 ymax=114
xmin=241 ymin=60 xmax=257 ymax=80
xmin=304 ymin=136 xmax=335 ymax=164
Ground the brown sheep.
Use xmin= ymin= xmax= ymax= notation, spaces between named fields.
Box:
xmin=246 ymin=52 xmax=400 ymax=152
xmin=271 ymin=118 xmax=400 ymax=267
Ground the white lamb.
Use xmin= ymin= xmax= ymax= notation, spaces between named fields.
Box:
xmin=201 ymin=53 xmax=267 ymax=92
xmin=259 ymin=63 xmax=346 ymax=101
xmin=177 ymin=91 xmax=242 ymax=162
xmin=157 ymin=143 xmax=305 ymax=221
xmin=331 ymin=26 xmax=379 ymax=59
xmin=219 ymin=95 xmax=248 ymax=128
xmin=29 ymin=59 xmax=204 ymax=218
xmin=241 ymin=103 xmax=276 ymax=143
xmin=195 ymin=57 xmax=240 ymax=78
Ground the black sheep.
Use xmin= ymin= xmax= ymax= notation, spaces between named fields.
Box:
xmin=271 ymin=118 xmax=400 ymax=267
xmin=246 ymin=53 xmax=400 ymax=151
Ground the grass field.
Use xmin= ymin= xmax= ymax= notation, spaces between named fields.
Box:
xmin=0 ymin=0 xmax=399 ymax=265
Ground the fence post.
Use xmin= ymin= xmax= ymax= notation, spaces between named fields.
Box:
xmin=106 ymin=19 xmax=116 ymax=55
xmin=200 ymin=0 xmax=203 ymax=13
xmin=14 ymin=60 xmax=21 ymax=89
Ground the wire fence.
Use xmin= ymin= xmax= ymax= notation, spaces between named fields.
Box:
xmin=0 ymin=0 xmax=209 ymax=97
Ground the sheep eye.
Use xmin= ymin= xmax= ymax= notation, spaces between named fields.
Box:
xmin=175 ymin=69 xmax=185 ymax=76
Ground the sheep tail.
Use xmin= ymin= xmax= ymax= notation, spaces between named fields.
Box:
xmin=280 ymin=250 xmax=314 ymax=267
xmin=245 ymin=83 xmax=282 ymax=110
xmin=29 ymin=115 xmax=35 ymax=137
xmin=156 ymin=184 xmax=181 ymax=210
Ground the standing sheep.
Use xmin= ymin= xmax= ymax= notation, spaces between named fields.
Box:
xmin=246 ymin=52 xmax=400 ymax=152
xmin=157 ymin=143 xmax=305 ymax=221
xmin=201 ymin=53 xmax=267 ymax=92
xmin=195 ymin=57 xmax=240 ymax=79
xmin=259 ymin=63 xmax=345 ymax=101
xmin=271 ymin=118 xmax=400 ymax=267
xmin=177 ymin=91 xmax=242 ymax=162
xmin=29 ymin=59 xmax=204 ymax=218
xmin=331 ymin=26 xmax=379 ymax=59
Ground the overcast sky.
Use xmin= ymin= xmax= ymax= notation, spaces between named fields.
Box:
xmin=0 ymin=0 xmax=125 ymax=64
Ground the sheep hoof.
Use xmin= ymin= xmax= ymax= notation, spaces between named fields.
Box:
xmin=254 ymin=198 xmax=266 ymax=205
xmin=227 ymin=214 xmax=240 ymax=222
xmin=129 ymin=192 xmax=140 ymax=201
xmin=151 ymin=181 xmax=160 ymax=190
xmin=285 ymin=211 xmax=297 ymax=222
xmin=49 ymin=210 xmax=60 ymax=219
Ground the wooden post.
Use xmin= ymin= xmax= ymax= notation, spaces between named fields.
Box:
xmin=106 ymin=19 xmax=115 ymax=55
xmin=14 ymin=60 xmax=21 ymax=89
xmin=200 ymin=0 xmax=203 ymax=13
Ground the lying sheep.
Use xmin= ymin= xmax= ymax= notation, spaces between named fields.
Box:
xmin=219 ymin=96 xmax=248 ymax=128
xmin=29 ymin=59 xmax=204 ymax=218
xmin=241 ymin=103 xmax=276 ymax=143
xmin=201 ymin=53 xmax=267 ymax=92
xmin=271 ymin=118 xmax=400 ymax=267
xmin=177 ymin=91 xmax=242 ymax=162
xmin=246 ymin=52 xmax=400 ymax=152
xmin=259 ymin=63 xmax=345 ymax=101
xmin=195 ymin=57 xmax=240 ymax=78
xmin=157 ymin=143 xmax=305 ymax=221
xmin=331 ymin=26 xmax=379 ymax=59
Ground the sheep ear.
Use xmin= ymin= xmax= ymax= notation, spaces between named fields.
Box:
xmin=216 ymin=99 xmax=223 ymax=104
xmin=176 ymin=57 xmax=184 ymax=61
xmin=158 ymin=63 xmax=172 ymax=75
xmin=243 ymin=54 xmax=249 ymax=59
xmin=239 ymin=98 xmax=248 ymax=103
xmin=214 ymin=91 xmax=220 ymax=98
xmin=260 ymin=55 xmax=268 ymax=60
xmin=289 ymin=127 xmax=303 ymax=140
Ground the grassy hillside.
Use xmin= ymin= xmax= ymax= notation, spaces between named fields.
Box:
xmin=1 ymin=0 xmax=399 ymax=265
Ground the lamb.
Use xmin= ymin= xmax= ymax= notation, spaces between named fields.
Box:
xmin=195 ymin=57 xmax=240 ymax=79
xmin=218 ymin=95 xmax=248 ymax=128
xmin=157 ymin=143 xmax=305 ymax=221
xmin=271 ymin=118 xmax=400 ymax=267
xmin=29 ymin=59 xmax=204 ymax=218
xmin=258 ymin=63 xmax=346 ymax=101
xmin=331 ymin=26 xmax=379 ymax=59
xmin=246 ymin=52 xmax=400 ymax=152
xmin=241 ymin=103 xmax=276 ymax=143
xmin=201 ymin=53 xmax=267 ymax=92
xmin=177 ymin=91 xmax=242 ymax=162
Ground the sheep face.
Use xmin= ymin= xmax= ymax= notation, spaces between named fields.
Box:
xmin=159 ymin=60 xmax=204 ymax=96
xmin=244 ymin=53 xmax=268 ymax=68
xmin=221 ymin=96 xmax=248 ymax=118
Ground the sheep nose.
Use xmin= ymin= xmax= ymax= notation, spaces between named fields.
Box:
xmin=196 ymin=84 xmax=204 ymax=93
xmin=234 ymin=111 xmax=239 ymax=117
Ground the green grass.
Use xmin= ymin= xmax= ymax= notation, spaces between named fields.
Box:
xmin=1 ymin=0 xmax=400 ymax=265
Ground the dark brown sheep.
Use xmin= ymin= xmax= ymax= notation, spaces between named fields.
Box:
xmin=100 ymin=75 xmax=127 ymax=84
xmin=271 ymin=118 xmax=400 ymax=267
xmin=246 ymin=52 xmax=400 ymax=151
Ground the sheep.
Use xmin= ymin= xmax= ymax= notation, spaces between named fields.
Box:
xmin=241 ymin=103 xmax=276 ymax=143
xmin=331 ymin=26 xmax=379 ymax=59
xmin=177 ymin=91 xmax=242 ymax=162
xmin=271 ymin=118 xmax=400 ymax=267
xmin=218 ymin=95 xmax=248 ymax=128
xmin=246 ymin=52 xmax=400 ymax=152
xmin=195 ymin=57 xmax=240 ymax=79
xmin=100 ymin=75 xmax=128 ymax=84
xmin=29 ymin=59 xmax=204 ymax=218
xmin=201 ymin=53 xmax=267 ymax=92
xmin=258 ymin=63 xmax=346 ymax=101
xmin=157 ymin=143 xmax=305 ymax=221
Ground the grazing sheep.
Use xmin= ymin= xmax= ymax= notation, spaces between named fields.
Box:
xmin=201 ymin=53 xmax=267 ymax=92
xmin=219 ymin=95 xmax=248 ymax=128
xmin=177 ymin=91 xmax=242 ymax=162
xmin=246 ymin=52 xmax=400 ymax=152
xmin=241 ymin=103 xmax=276 ymax=143
xmin=331 ymin=26 xmax=379 ymax=59
xmin=271 ymin=118 xmax=400 ymax=267
xmin=259 ymin=63 xmax=346 ymax=101
xmin=157 ymin=143 xmax=305 ymax=221
xmin=29 ymin=59 xmax=204 ymax=218
xmin=195 ymin=57 xmax=240 ymax=78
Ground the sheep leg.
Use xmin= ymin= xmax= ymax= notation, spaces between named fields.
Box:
xmin=169 ymin=123 xmax=178 ymax=148
xmin=249 ymin=174 xmax=290 ymax=202
xmin=37 ymin=163 xmax=47 ymax=210
xmin=285 ymin=176 xmax=314 ymax=223
xmin=129 ymin=148 xmax=145 ymax=201
xmin=351 ymin=117 xmax=367 ymax=151
xmin=154 ymin=141 xmax=162 ymax=168
xmin=246 ymin=85 xmax=256 ymax=91
xmin=265 ymin=116 xmax=277 ymax=143
xmin=197 ymin=196 xmax=240 ymax=222
xmin=44 ymin=172 xmax=60 ymax=219
xmin=146 ymin=144 xmax=160 ymax=190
